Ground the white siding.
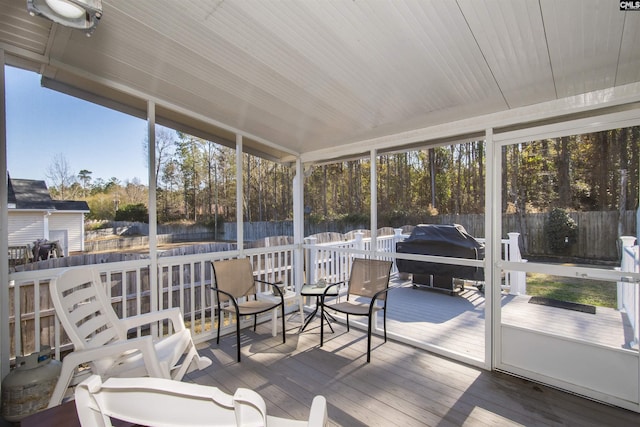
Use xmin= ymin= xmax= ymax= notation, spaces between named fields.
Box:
xmin=8 ymin=212 xmax=45 ymax=246
xmin=49 ymin=212 xmax=84 ymax=253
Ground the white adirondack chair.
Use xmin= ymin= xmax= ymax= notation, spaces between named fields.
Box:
xmin=48 ymin=267 xmax=212 ymax=407
xmin=75 ymin=375 xmax=328 ymax=427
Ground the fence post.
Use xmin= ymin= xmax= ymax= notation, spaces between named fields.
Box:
xmin=305 ymin=236 xmax=317 ymax=285
xmin=507 ymin=232 xmax=526 ymax=295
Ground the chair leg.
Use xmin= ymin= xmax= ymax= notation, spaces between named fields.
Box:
xmin=47 ymin=359 xmax=77 ymax=408
xmin=320 ymin=303 xmax=324 ymax=347
xmin=236 ymin=314 xmax=242 ymax=362
xmin=367 ymin=314 xmax=373 ymax=363
xmin=383 ymin=308 xmax=387 ymax=342
xmin=216 ymin=308 xmax=221 ymax=344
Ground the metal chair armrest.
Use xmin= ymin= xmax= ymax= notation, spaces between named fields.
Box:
xmin=254 ymin=279 xmax=286 ymax=299
xmin=322 ymin=281 xmax=344 ymax=295
xmin=255 ymin=278 xmax=283 ymax=285
xmin=371 ymin=286 xmax=394 ymax=301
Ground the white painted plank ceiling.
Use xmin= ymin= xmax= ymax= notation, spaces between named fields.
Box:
xmin=1 ymin=0 xmax=639 ymax=163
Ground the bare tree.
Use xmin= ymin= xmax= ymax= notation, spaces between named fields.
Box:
xmin=46 ymin=153 xmax=76 ymax=199
xmin=122 ymin=177 xmax=147 ymax=205
xmin=144 ymin=126 xmax=176 ymax=189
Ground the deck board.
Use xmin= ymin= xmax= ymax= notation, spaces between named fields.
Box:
xmin=381 ymin=278 xmax=633 ymax=360
xmin=385 ymin=283 xmax=487 ymax=358
xmin=188 ymin=312 xmax=640 ymax=427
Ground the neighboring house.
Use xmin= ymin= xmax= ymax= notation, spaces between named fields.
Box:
xmin=7 ymin=177 xmax=89 ymax=257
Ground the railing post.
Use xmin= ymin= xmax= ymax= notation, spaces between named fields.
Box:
xmin=618 ymin=236 xmax=636 ymax=311
xmin=619 ymin=236 xmax=636 ymax=269
xmin=355 ymin=232 xmax=364 ymax=252
xmin=393 ymin=228 xmax=403 ymax=247
xmin=392 ymin=228 xmax=403 ymax=274
xmin=507 ymin=232 xmax=526 ymax=295
xmin=305 ymin=236 xmax=317 ymax=284
xmin=618 ymin=236 xmax=638 ymax=348
xmin=11 ymin=280 xmax=20 ymax=359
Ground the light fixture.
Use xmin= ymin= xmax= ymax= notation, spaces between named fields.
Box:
xmin=27 ymin=0 xmax=102 ymax=36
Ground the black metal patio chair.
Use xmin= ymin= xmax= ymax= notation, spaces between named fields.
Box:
xmin=319 ymin=258 xmax=393 ymax=362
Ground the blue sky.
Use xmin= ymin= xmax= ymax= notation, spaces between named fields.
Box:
xmin=5 ymin=65 xmax=149 ymax=186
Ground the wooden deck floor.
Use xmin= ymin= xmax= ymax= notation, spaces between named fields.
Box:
xmin=385 ymin=282 xmax=487 ymax=359
xmin=184 ymin=276 xmax=639 ymax=425
xmin=188 ymin=317 xmax=640 ymax=426
xmin=189 ymin=278 xmax=638 ymax=426
xmin=381 ymin=278 xmax=633 ymax=361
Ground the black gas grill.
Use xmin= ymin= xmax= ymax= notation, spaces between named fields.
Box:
xmin=396 ymin=224 xmax=484 ymax=294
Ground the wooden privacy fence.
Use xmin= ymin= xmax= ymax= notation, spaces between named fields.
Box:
xmin=223 ymin=211 xmax=637 ymax=261
xmin=426 ymin=211 xmax=636 ymax=261
xmin=85 ymin=221 xmax=214 ymax=237
xmin=83 ymin=233 xmax=217 ymax=253
xmin=223 ymin=221 xmax=366 ymax=241
xmin=97 ymin=210 xmax=636 ymax=260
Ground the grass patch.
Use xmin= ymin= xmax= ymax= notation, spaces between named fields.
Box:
xmin=526 ymin=272 xmax=617 ymax=308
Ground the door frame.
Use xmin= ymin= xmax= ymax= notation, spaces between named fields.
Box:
xmin=488 ymin=109 xmax=640 ymax=412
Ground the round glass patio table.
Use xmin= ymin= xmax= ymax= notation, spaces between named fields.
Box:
xmin=298 ymin=283 xmax=340 ymax=333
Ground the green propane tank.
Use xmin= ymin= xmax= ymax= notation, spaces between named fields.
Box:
xmin=1 ymin=346 xmax=62 ymax=422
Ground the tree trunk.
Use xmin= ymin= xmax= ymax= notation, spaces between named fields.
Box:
xmin=557 ymin=136 xmax=571 ymax=207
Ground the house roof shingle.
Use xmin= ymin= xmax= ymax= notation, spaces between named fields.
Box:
xmin=8 ymin=178 xmax=89 ymax=212
xmin=53 ymin=200 xmax=90 ymax=212
xmin=8 ymin=178 xmax=55 ymax=210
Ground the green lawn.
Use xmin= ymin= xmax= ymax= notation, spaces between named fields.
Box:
xmin=525 ymin=272 xmax=617 ymax=308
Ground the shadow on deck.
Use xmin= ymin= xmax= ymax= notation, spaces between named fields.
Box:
xmin=189 ymin=307 xmax=640 ymax=426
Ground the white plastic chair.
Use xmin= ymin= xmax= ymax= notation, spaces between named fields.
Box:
xmin=75 ymin=375 xmax=328 ymax=427
xmin=48 ymin=267 xmax=212 ymax=407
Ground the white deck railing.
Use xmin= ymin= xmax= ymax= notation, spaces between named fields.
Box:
xmin=305 ymin=229 xmax=526 ymax=294
xmin=7 ymin=246 xmax=298 ymax=362
xmin=8 ymin=259 xmax=153 ymax=362
xmin=476 ymin=232 xmax=527 ymax=294
xmin=6 ymin=231 xmax=526 ymax=362
xmin=619 ymin=237 xmax=639 ymax=347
